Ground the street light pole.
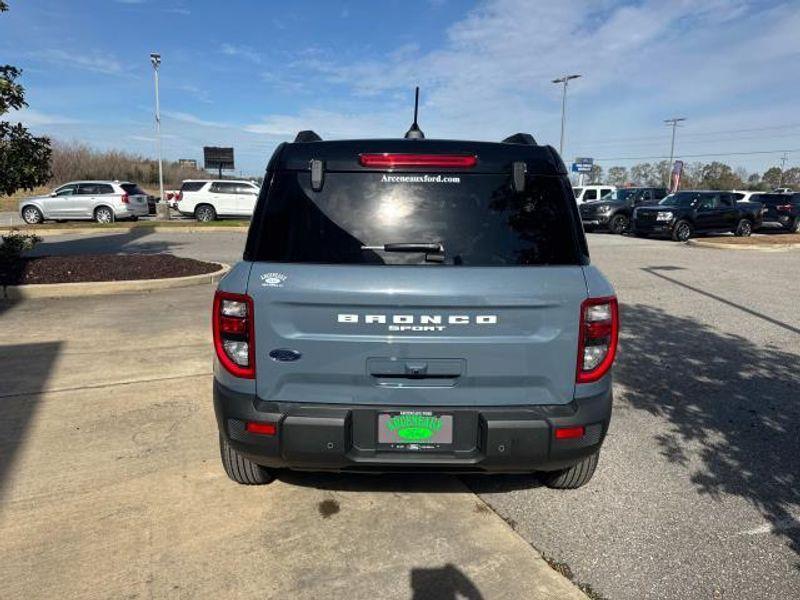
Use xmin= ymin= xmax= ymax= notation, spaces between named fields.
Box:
xmin=552 ymin=74 xmax=581 ymax=157
xmin=664 ymin=117 xmax=686 ymax=187
xmin=150 ymin=52 xmax=168 ymax=220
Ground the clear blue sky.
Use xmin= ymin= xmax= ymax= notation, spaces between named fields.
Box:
xmin=3 ymin=0 xmax=799 ymax=176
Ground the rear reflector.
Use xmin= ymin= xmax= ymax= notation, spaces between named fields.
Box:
xmin=120 ymin=193 xmax=129 ymax=204
xmin=246 ymin=421 xmax=276 ymax=436
xmin=555 ymin=426 xmax=585 ymax=440
xmin=358 ymin=153 xmax=477 ymax=169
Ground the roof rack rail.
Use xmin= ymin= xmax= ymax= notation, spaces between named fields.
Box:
xmin=294 ymin=130 xmax=322 ymax=143
xmin=501 ymin=133 xmax=537 ymax=145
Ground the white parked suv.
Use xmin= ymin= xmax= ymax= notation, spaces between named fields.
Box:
xmin=19 ymin=180 xmax=149 ymax=224
xmin=176 ymin=180 xmax=260 ymax=221
xmin=572 ymin=185 xmax=616 ymax=204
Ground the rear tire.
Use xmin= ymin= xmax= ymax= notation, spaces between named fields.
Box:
xmin=784 ymin=217 xmax=800 ymax=233
xmin=195 ymin=204 xmax=217 ymax=222
xmin=94 ymin=206 xmax=114 ymax=224
xmin=734 ymin=218 xmax=753 ymax=237
xmin=609 ymin=214 xmax=629 ymax=235
xmin=542 ymin=451 xmax=599 ymax=489
xmin=219 ymin=434 xmax=274 ymax=485
xmin=672 ymin=219 xmax=693 ymax=242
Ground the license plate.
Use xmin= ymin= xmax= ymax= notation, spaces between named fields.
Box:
xmin=377 ymin=412 xmax=453 ymax=449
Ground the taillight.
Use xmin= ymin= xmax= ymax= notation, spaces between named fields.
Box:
xmin=177 ymin=191 xmax=183 ymax=202
xmin=776 ymin=204 xmax=792 ymax=212
xmin=358 ymin=153 xmax=477 ymax=168
xmin=576 ymin=296 xmax=619 ymax=383
xmin=121 ymin=193 xmax=129 ymax=204
xmin=213 ymin=291 xmax=255 ymax=379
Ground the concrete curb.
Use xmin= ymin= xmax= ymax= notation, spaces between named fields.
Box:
xmin=0 ymin=225 xmax=248 ymax=236
xmin=2 ymin=263 xmax=229 ymax=300
xmin=687 ymin=239 xmax=800 ymax=252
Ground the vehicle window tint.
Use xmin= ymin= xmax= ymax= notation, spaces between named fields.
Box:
xmin=584 ymin=189 xmax=597 ymax=201
xmin=698 ymin=195 xmax=715 ymax=209
xmin=77 ymin=184 xmax=100 ymax=195
xmin=719 ymin=194 xmax=733 ymax=207
xmin=96 ymin=184 xmax=114 ymax=194
xmin=600 ymin=189 xmax=612 ymax=197
xmin=180 ymin=181 xmax=207 ymax=192
xmin=732 ymin=193 xmax=744 ymax=200
xmin=250 ymin=172 xmax=581 ymax=266
xmin=54 ymin=185 xmax=76 ymax=197
xmin=121 ymin=183 xmax=146 ymax=195
xmin=210 ymin=182 xmax=239 ymax=194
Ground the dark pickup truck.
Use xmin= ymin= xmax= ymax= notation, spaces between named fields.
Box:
xmin=579 ymin=187 xmax=667 ymax=234
xmin=633 ymin=190 xmax=764 ymax=241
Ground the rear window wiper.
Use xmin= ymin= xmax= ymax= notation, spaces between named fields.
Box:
xmin=361 ymin=242 xmax=445 ymax=263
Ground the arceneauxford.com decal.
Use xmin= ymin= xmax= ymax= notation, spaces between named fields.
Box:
xmin=337 ymin=313 xmax=497 ymax=332
xmin=380 ymin=174 xmax=461 ymax=184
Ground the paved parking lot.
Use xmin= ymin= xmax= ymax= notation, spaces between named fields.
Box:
xmin=2 ymin=228 xmax=799 ymax=599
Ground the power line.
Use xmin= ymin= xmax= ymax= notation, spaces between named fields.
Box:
xmin=576 ymin=122 xmax=800 ymax=147
xmin=593 ymin=148 xmax=800 ymax=162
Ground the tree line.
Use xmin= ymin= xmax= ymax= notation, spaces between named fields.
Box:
xmin=583 ymin=160 xmax=798 ymax=191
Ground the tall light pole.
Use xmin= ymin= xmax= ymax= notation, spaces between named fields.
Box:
xmin=664 ymin=117 xmax=686 ymax=186
xmin=150 ymin=52 xmax=168 ymax=220
xmin=552 ymin=74 xmax=581 ymax=157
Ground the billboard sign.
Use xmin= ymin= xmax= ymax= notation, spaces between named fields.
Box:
xmin=178 ymin=159 xmax=197 ymax=169
xmin=572 ymin=157 xmax=593 ymax=173
xmin=203 ymin=147 xmax=234 ymax=171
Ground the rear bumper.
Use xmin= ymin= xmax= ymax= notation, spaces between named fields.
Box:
xmin=214 ymin=381 xmax=612 ymax=474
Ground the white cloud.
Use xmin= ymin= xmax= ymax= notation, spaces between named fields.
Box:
xmin=30 ymin=48 xmax=125 ymax=75
xmin=277 ymin=0 xmax=800 ymax=166
xmin=6 ymin=108 xmax=82 ymax=126
xmin=220 ymin=44 xmax=262 ymax=64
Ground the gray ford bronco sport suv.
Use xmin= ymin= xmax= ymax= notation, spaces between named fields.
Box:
xmin=213 ymin=127 xmax=619 ymax=489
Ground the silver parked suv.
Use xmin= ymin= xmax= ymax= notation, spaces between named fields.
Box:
xmin=19 ymin=181 xmax=149 ymax=224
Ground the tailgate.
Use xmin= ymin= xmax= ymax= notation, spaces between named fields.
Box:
xmin=248 ymin=264 xmax=587 ymax=407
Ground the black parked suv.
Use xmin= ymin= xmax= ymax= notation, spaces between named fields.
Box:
xmin=633 ymin=190 xmax=763 ymax=241
xmin=580 ymin=187 xmax=667 ymax=234
xmin=212 ymin=128 xmax=619 ymax=489
xmin=747 ymin=193 xmax=800 ymax=233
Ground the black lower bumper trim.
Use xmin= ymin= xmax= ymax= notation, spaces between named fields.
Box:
xmin=214 ymin=381 xmax=612 ymax=473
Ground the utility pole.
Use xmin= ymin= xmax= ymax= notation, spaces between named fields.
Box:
xmin=552 ymin=74 xmax=581 ymax=157
xmin=779 ymin=152 xmax=788 ymax=187
xmin=664 ymin=117 xmax=686 ymax=186
xmin=150 ymin=52 xmax=169 ymax=220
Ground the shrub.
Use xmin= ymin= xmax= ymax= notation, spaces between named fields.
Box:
xmin=0 ymin=230 xmax=41 ymax=262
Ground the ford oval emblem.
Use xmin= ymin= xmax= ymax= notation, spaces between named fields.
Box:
xmin=269 ymin=349 xmax=302 ymax=362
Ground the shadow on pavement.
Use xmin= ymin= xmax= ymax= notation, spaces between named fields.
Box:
xmin=27 ymin=226 xmax=187 ymax=258
xmin=410 ymin=564 xmax=484 ymax=600
xmin=0 ymin=341 xmax=62 ymax=505
xmin=278 ymin=471 xmax=476 ymax=494
xmin=617 ymin=303 xmax=800 ymax=562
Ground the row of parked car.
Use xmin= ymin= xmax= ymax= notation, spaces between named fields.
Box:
xmin=18 ymin=179 xmax=261 ymax=224
xmin=577 ymin=186 xmax=800 ymax=241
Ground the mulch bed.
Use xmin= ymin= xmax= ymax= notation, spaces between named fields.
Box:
xmin=0 ymin=254 xmax=220 ymax=286
xmin=698 ymin=233 xmax=800 ymax=246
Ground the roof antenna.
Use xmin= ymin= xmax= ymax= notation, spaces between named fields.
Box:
xmin=404 ymin=86 xmax=425 ymax=139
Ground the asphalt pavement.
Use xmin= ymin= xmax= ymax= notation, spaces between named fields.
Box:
xmin=5 ymin=227 xmax=800 ymax=599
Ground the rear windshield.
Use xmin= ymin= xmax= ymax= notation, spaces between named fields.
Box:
xmin=249 ymin=172 xmax=581 ymax=266
xmin=120 ymin=183 xmax=146 ymax=195
xmin=181 ymin=181 xmax=207 ymax=192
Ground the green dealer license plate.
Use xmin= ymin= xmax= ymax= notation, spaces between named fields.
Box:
xmin=377 ymin=412 xmax=453 ymax=449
